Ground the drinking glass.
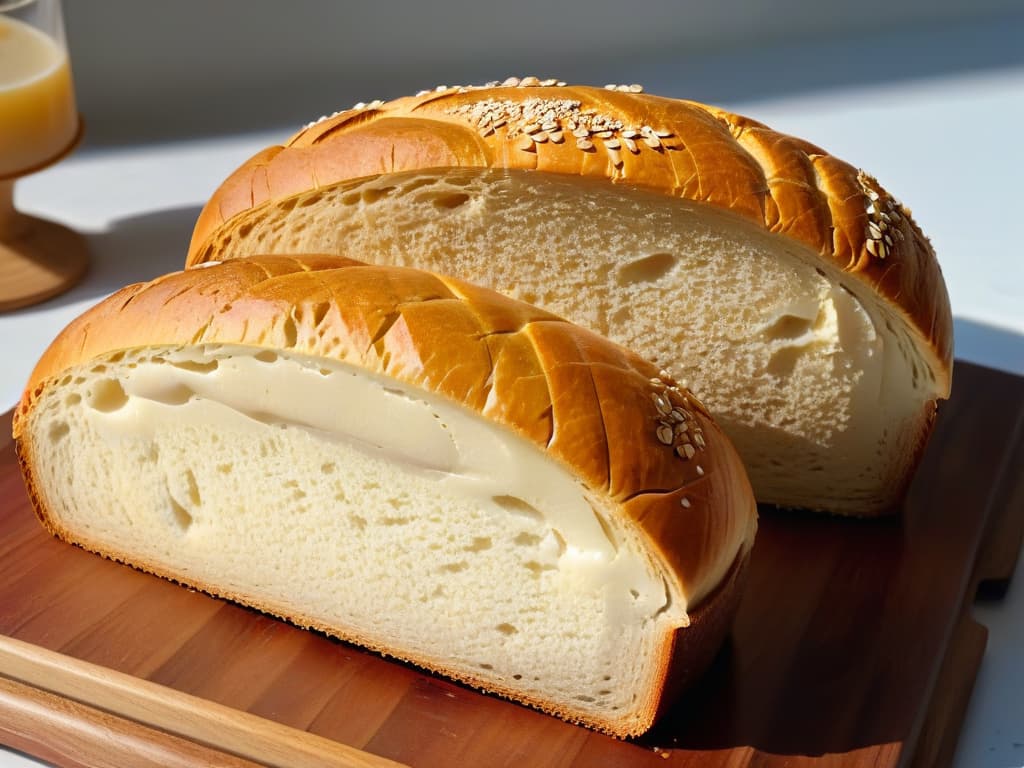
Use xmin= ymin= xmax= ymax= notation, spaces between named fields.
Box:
xmin=0 ymin=0 xmax=87 ymax=311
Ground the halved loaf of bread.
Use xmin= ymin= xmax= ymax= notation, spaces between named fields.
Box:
xmin=13 ymin=255 xmax=757 ymax=737
xmin=186 ymin=81 xmax=953 ymax=514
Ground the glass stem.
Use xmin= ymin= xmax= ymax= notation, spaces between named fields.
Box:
xmin=0 ymin=180 xmax=14 ymax=234
xmin=0 ymin=179 xmax=26 ymax=241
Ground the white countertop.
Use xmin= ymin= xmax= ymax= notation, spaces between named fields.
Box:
xmin=2 ymin=9 xmax=1022 ymax=767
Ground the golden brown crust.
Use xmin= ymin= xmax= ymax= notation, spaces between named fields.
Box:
xmin=13 ymin=254 xmax=756 ymax=737
xmin=185 ymin=82 xmax=952 ymax=396
xmin=13 ymin=255 xmax=755 ymax=615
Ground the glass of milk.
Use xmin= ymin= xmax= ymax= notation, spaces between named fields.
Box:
xmin=0 ymin=0 xmax=87 ymax=312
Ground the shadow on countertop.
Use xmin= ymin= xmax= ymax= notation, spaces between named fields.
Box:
xmin=1 ymin=205 xmax=201 ymax=316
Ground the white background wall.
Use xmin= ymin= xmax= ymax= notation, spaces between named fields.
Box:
xmin=64 ymin=1 xmax=1024 ymax=142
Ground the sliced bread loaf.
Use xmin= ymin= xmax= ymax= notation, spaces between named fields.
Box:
xmin=13 ymin=255 xmax=756 ymax=737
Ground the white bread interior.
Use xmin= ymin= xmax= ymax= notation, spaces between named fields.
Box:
xmin=215 ymin=168 xmax=940 ymax=513
xmin=21 ymin=343 xmax=697 ymax=735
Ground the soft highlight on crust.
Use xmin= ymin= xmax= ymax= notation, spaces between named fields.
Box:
xmin=186 ymin=81 xmax=952 ymax=397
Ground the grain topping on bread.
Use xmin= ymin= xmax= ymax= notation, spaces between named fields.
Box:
xmin=185 ymin=81 xmax=952 ymax=514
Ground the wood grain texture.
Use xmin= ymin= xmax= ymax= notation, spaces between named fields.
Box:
xmin=0 ymin=636 xmax=406 ymax=768
xmin=909 ymin=613 xmax=988 ymax=768
xmin=0 ymin=675 xmax=263 ymax=768
xmin=1 ymin=360 xmax=1022 ymax=767
xmin=973 ymin=404 xmax=1024 ymax=596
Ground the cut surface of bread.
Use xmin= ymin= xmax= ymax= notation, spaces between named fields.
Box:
xmin=186 ymin=82 xmax=953 ymax=515
xmin=14 ymin=256 xmax=757 ymax=737
xmin=194 ymin=167 xmax=942 ymax=513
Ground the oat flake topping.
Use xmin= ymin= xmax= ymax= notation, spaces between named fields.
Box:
xmin=857 ymin=170 xmax=907 ymax=260
xmin=444 ymin=89 xmax=675 ymax=167
xmin=300 ymin=77 xmax=677 ymax=169
xmin=648 ymin=376 xmax=706 ymax=461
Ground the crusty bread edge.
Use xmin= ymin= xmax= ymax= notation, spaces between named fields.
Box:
xmin=12 ymin=256 xmax=758 ymax=735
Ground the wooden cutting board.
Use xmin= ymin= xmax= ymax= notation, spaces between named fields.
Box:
xmin=1 ymin=360 xmax=1022 ymax=768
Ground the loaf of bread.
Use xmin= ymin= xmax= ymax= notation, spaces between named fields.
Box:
xmin=13 ymin=255 xmax=756 ymax=737
xmin=186 ymin=79 xmax=953 ymax=515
